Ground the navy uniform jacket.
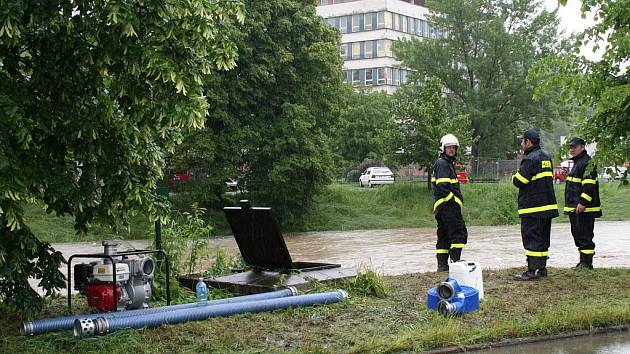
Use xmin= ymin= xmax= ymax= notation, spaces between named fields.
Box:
xmin=432 ymin=154 xmax=463 ymax=212
xmin=564 ymin=150 xmax=602 ymax=217
xmin=512 ymin=146 xmax=559 ymax=218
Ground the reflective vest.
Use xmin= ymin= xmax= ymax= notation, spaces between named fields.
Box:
xmin=512 ymin=146 xmax=559 ymax=218
xmin=432 ymin=154 xmax=463 ymax=212
xmin=564 ymin=150 xmax=602 ymax=217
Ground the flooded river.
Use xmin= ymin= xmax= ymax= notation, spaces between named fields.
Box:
xmin=52 ymin=221 xmax=630 ymax=276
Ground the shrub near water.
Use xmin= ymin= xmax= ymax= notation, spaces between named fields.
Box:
xmin=344 ymin=268 xmax=388 ymax=298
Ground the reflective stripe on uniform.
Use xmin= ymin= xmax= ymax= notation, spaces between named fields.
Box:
xmin=581 ymin=192 xmax=593 ymax=202
xmin=531 ymin=171 xmax=553 ymax=180
xmin=579 ymin=249 xmax=595 ymax=254
xmin=454 ymin=196 xmax=463 ymax=207
xmin=525 ymin=250 xmax=549 ymax=257
xmin=450 ymin=244 xmax=465 ymax=249
xmin=433 ymin=192 xmax=454 ymax=211
xmin=582 ymin=179 xmax=597 ymax=185
xmin=566 ymin=176 xmax=582 ymax=183
xmin=563 ymin=206 xmax=602 ymax=213
xmin=513 ymin=172 xmax=529 ymax=184
xmin=436 ymin=249 xmax=449 ymax=254
xmin=518 ymin=204 xmax=558 ymax=215
xmin=432 ymin=177 xmax=459 ymax=184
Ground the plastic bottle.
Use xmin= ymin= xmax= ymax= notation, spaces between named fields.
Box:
xmin=196 ymin=277 xmax=208 ymax=305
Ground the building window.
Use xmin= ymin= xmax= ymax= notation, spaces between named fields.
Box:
xmin=377 ymin=68 xmax=386 ymax=85
xmin=377 ymin=40 xmax=392 ymax=57
xmin=393 ymin=68 xmax=400 ymax=86
xmin=352 ymin=70 xmax=360 ymax=84
xmin=417 ymin=19 xmax=425 ymax=37
xmin=409 ymin=16 xmax=415 ymax=34
xmin=365 ymin=40 xmax=373 ymax=58
xmin=352 ymin=14 xmax=361 ymax=32
xmin=340 ymin=16 xmax=347 ymax=34
xmin=365 ymin=13 xmax=374 ymax=31
xmin=365 ymin=69 xmax=373 ymax=85
xmin=401 ymin=69 xmax=408 ymax=85
xmin=402 ymin=15 xmax=408 ymax=33
xmin=352 ymin=42 xmax=361 ymax=59
xmin=392 ymin=13 xmax=399 ymax=31
xmin=377 ymin=12 xmax=385 ymax=29
xmin=340 ymin=43 xmax=348 ymax=59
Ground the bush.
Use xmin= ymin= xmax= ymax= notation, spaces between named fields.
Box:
xmin=346 ymin=169 xmax=362 ymax=182
xmin=344 ymin=267 xmax=388 ymax=298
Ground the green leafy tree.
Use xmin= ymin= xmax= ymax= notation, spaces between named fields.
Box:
xmin=393 ymin=77 xmax=474 ymax=188
xmin=0 ymin=0 xmax=244 ymax=313
xmin=334 ymin=86 xmax=401 ymax=165
xmin=394 ymin=0 xmax=571 ymax=157
xmin=530 ymin=0 xmax=629 ymax=169
xmin=173 ymin=0 xmax=345 ymax=227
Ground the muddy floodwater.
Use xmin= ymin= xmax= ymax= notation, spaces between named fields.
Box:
xmin=53 ymin=221 xmax=630 ymax=276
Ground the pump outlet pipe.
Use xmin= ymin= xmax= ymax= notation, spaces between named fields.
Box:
xmin=21 ymin=287 xmax=297 ymax=336
xmin=74 ymin=289 xmax=348 ymax=337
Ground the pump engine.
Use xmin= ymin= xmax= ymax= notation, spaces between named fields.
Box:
xmin=73 ymin=241 xmax=155 ymax=312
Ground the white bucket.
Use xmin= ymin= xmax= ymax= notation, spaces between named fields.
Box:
xmin=449 ymin=261 xmax=484 ymax=299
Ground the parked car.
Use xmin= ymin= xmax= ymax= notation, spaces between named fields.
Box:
xmin=600 ymin=166 xmax=627 ymax=181
xmin=359 ymin=167 xmax=395 ymax=188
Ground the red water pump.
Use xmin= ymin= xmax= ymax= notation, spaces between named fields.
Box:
xmin=87 ymin=284 xmax=121 ymax=312
xmin=73 ymin=241 xmax=155 ymax=312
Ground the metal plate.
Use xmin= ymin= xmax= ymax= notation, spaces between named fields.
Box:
xmin=224 ymin=205 xmax=293 ymax=269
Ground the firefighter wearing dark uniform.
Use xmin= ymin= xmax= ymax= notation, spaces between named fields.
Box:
xmin=512 ymin=129 xmax=559 ymax=280
xmin=564 ymin=137 xmax=601 ymax=270
xmin=432 ymin=134 xmax=468 ymax=272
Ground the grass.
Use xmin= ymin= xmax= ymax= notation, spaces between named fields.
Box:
xmin=300 ymin=181 xmax=630 ymax=231
xmin=2 ymin=267 xmax=629 ymax=353
xmin=24 ymin=204 xmax=153 ymax=243
xmin=22 ymin=181 xmax=629 ymax=242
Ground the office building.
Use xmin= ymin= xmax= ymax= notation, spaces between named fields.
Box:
xmin=317 ymin=0 xmax=436 ymax=94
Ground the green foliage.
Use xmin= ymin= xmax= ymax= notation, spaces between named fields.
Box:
xmin=173 ymin=0 xmax=345 ymax=228
xmin=0 ymin=0 xmax=244 ymax=312
xmin=334 ymin=86 xmax=401 ymax=165
xmin=531 ymin=0 xmax=630 ymax=168
xmin=344 ymin=267 xmax=388 ymax=298
xmin=345 ymin=169 xmax=362 ymax=183
xmin=393 ymin=77 xmax=474 ymax=174
xmin=394 ymin=0 xmax=572 ymax=157
xmin=155 ymin=204 xmax=213 ymax=276
xmin=202 ymin=248 xmax=247 ymax=278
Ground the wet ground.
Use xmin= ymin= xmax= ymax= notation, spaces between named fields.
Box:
xmin=51 ymin=221 xmax=630 ymax=278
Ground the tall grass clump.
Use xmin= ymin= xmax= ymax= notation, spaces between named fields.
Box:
xmin=344 ymin=267 xmax=388 ymax=298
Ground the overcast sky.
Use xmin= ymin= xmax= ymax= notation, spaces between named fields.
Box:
xmin=543 ymin=0 xmax=603 ymax=61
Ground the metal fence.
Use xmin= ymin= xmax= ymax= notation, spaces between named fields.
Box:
xmin=467 ymin=159 xmax=519 ymax=182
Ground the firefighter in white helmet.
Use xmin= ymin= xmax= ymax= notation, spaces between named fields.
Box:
xmin=431 ymin=134 xmax=468 ymax=271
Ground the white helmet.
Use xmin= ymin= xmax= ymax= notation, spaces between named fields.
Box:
xmin=440 ymin=134 xmax=459 ymax=152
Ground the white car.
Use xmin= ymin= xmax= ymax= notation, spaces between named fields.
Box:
xmin=600 ymin=166 xmax=627 ymax=181
xmin=359 ymin=167 xmax=395 ymax=188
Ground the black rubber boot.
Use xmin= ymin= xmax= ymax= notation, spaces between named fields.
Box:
xmin=572 ymin=253 xmax=594 ymax=270
xmin=449 ymin=248 xmax=462 ymax=263
xmin=437 ymin=254 xmax=449 ymax=272
xmin=540 ymin=257 xmax=548 ymax=277
xmin=513 ymin=256 xmax=544 ymax=281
